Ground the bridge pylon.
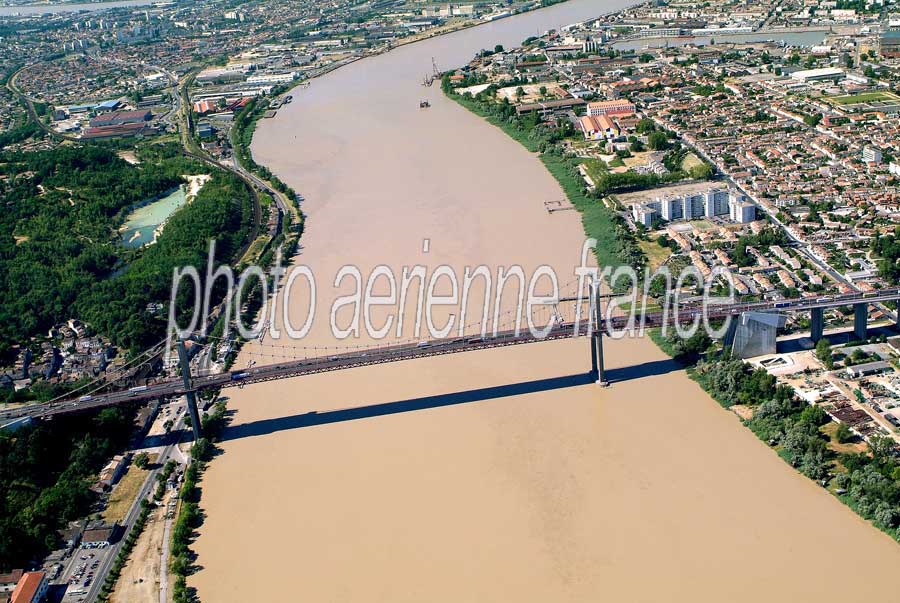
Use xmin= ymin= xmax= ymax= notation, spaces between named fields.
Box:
xmin=810 ymin=307 xmax=825 ymax=343
xmin=177 ymin=338 xmax=203 ymax=442
xmin=590 ymin=279 xmax=609 ymax=387
xmin=853 ymin=303 xmax=868 ymax=341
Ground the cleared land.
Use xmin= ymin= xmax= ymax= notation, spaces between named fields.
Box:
xmin=638 ymin=239 xmax=673 ymax=271
xmin=109 ymin=496 xmax=172 ymax=603
xmin=616 ymin=180 xmax=725 ymax=206
xmin=827 ymin=90 xmax=900 ymax=105
xmin=821 ymin=421 xmax=868 ymax=455
xmin=103 ymin=456 xmax=156 ymax=524
xmin=681 ymin=152 xmax=703 ymax=171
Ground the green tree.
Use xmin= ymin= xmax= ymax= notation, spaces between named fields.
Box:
xmin=648 ymin=130 xmax=669 ymax=151
xmin=835 ymin=421 xmax=854 ymax=444
xmin=636 ymin=118 xmax=656 ymax=134
xmin=133 ymin=452 xmax=150 ymax=469
xmin=815 ymin=338 xmax=833 ymax=369
xmin=869 ymin=435 xmax=895 ymax=460
xmin=688 ymin=163 xmax=713 ymax=180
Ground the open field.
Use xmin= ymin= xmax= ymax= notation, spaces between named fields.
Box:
xmin=827 ymin=90 xmax=900 ymax=105
xmin=109 ymin=499 xmax=170 ymax=603
xmin=681 ymin=152 xmax=703 ymax=171
xmin=638 ymin=239 xmax=672 ymax=271
xmin=689 ymin=218 xmax=718 ymax=232
xmin=622 ymin=150 xmax=654 ymax=169
xmin=580 ymin=158 xmax=607 ymax=186
xmin=103 ymin=456 xmax=156 ymax=524
xmin=615 ymin=180 xmax=724 ymax=205
xmin=821 ymin=421 xmax=868 ymax=456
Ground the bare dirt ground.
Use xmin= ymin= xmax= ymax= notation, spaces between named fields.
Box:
xmin=731 ymin=404 xmax=754 ymax=421
xmin=110 ymin=491 xmax=174 ymax=603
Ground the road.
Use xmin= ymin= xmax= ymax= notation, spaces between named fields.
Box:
xmin=82 ymin=404 xmax=189 ymax=603
xmin=5 ymin=285 xmax=900 ymax=423
xmin=227 ymin=107 xmax=293 ymax=220
xmin=651 ymin=113 xmax=899 ymax=323
xmin=172 ymin=70 xmax=264 ymax=261
xmin=7 ymin=62 xmax=264 ymax=265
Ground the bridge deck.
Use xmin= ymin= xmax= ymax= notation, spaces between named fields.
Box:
xmin=2 ymin=287 xmax=898 ymax=422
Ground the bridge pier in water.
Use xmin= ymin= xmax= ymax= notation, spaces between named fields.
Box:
xmin=810 ymin=307 xmax=825 ymax=343
xmin=591 ymin=280 xmax=608 ymax=387
xmin=177 ymin=339 xmax=203 ymax=441
xmin=590 ymin=331 xmax=607 ymax=386
xmin=853 ymin=303 xmax=868 ymax=341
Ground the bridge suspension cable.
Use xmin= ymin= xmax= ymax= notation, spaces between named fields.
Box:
xmin=43 ymin=339 xmax=169 ymax=404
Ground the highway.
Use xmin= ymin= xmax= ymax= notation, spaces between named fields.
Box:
xmin=4 ymin=286 xmax=899 ymax=423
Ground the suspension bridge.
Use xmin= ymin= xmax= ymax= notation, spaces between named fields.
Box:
xmin=3 ymin=283 xmax=900 ymax=438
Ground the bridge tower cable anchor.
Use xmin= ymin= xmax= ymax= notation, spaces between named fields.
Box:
xmin=177 ymin=338 xmax=203 ymax=442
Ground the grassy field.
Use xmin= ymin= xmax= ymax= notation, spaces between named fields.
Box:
xmin=689 ymin=218 xmax=717 ymax=232
xmin=581 ymin=158 xmax=607 ymax=186
xmin=827 ymin=90 xmax=900 ymax=105
xmin=820 ymin=421 xmax=867 ymax=456
xmin=681 ymin=152 xmax=703 ymax=172
xmin=103 ymin=455 xmax=157 ymax=524
xmin=638 ymin=239 xmax=673 ymax=271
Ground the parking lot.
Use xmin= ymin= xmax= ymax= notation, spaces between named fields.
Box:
xmin=58 ymin=543 xmax=112 ymax=602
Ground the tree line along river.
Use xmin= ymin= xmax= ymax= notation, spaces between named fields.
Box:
xmin=191 ymin=0 xmax=900 ymax=600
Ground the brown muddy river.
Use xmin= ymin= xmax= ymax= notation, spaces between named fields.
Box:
xmin=191 ymin=1 xmax=900 ymax=600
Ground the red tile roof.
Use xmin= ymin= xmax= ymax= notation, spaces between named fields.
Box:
xmin=10 ymin=571 xmax=44 ymax=603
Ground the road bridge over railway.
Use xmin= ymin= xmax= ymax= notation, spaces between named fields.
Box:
xmin=3 ymin=285 xmax=900 ymax=437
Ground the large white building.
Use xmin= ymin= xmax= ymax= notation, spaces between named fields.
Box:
xmin=863 ymin=146 xmax=883 ymax=164
xmin=729 ymin=195 xmax=756 ymax=223
xmin=246 ymin=72 xmax=298 ymax=85
xmin=631 ymin=187 xmax=745 ymax=226
xmin=789 ymin=67 xmax=845 ymax=83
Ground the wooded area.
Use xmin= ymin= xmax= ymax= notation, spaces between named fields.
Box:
xmin=0 ymin=143 xmax=253 ymax=367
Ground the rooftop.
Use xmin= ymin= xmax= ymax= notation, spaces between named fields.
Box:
xmin=10 ymin=571 xmax=44 ymax=603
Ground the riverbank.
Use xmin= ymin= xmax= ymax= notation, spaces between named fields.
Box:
xmin=651 ymin=326 xmax=900 ymax=547
xmin=443 ymin=57 xmax=900 ymax=548
xmin=443 ymin=80 xmax=644 ymax=272
xmin=189 ymin=0 xmax=900 ymax=597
